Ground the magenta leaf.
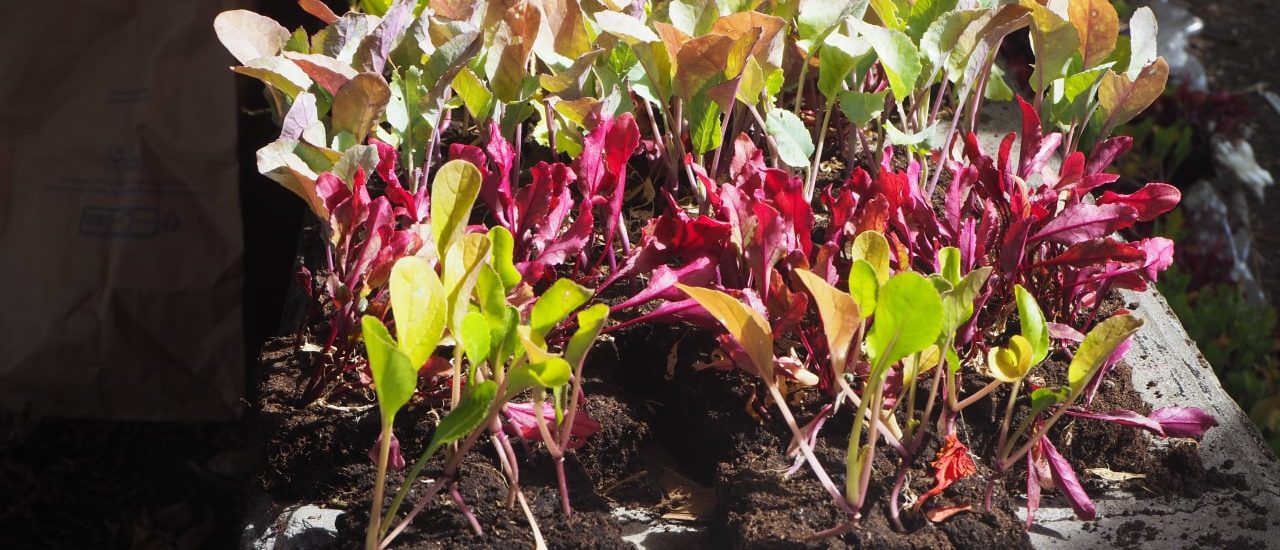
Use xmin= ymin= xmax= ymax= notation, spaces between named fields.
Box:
xmin=1035 ymin=238 xmax=1146 ymax=270
xmin=1041 ymin=437 xmax=1096 ymax=521
xmin=1029 ymin=203 xmax=1139 ymax=245
xmin=1066 ymin=407 xmax=1165 ymax=435
xmin=1098 ymin=183 xmax=1181 ymax=222
xmin=1151 ymin=406 xmax=1218 ymax=439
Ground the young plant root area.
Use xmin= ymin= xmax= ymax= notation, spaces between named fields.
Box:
xmin=252 ymin=292 xmax=1239 ymax=549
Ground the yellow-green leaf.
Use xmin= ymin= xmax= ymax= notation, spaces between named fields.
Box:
xmin=865 ymin=272 xmax=943 ymax=372
xmin=1068 ymin=314 xmax=1143 ymax=394
xmin=794 ymin=269 xmax=861 ymax=374
xmin=361 ymin=315 xmax=418 ymax=427
xmin=989 ymin=334 xmax=1033 ymax=383
xmin=849 ymin=230 xmax=891 ymax=284
xmin=1097 ymin=57 xmax=1169 ymax=136
xmin=431 ymin=160 xmax=483 ymax=260
xmin=389 ymin=256 xmax=447 ymax=369
xmin=848 ymin=259 xmax=880 ymax=320
xmin=678 ymin=284 xmax=774 ymax=379
xmin=1068 ymin=0 xmax=1119 ymax=69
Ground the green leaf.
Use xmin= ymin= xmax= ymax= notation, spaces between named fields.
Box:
xmin=939 ymin=266 xmax=990 ymax=337
xmin=848 ymin=260 xmax=880 ymax=320
xmin=989 ymin=334 xmax=1033 ymax=383
xmin=451 ymin=67 xmax=493 ymax=121
xmin=566 ymin=304 xmax=609 ymax=368
xmin=905 ymin=0 xmax=959 ymax=43
xmin=678 ymin=284 xmax=775 ymax=379
xmin=1067 ymin=314 xmax=1142 ymax=394
xmin=531 ymin=279 xmax=592 ymax=339
xmin=818 ymin=33 xmax=873 ymax=102
xmin=1014 ymin=285 xmax=1050 ymax=366
xmin=688 ymin=94 xmax=724 ymax=155
xmin=361 ymin=0 xmax=392 ymax=16
xmin=1019 ymin=0 xmax=1080 ymax=94
xmin=838 ymin=90 xmax=888 ymax=127
xmin=850 ymin=19 xmax=921 ymax=102
xmin=488 ymin=227 xmax=522 ymax=291
xmin=426 ymin=380 xmax=497 ymax=457
xmin=430 ymin=160 xmax=483 ymax=260
xmin=938 ymin=247 xmax=962 ymax=286
xmin=794 ymin=269 xmax=861 ymax=374
xmin=921 ymin=9 xmax=986 ymax=78
xmin=1029 ymin=386 xmax=1069 ymax=418
xmin=361 ymin=315 xmax=418 ymax=427
xmin=865 ymin=272 xmax=944 ymax=372
xmin=849 ymin=230 xmax=891 ymax=284
xmin=885 ymin=121 xmax=939 ymax=148
xmin=509 ymin=357 xmax=573 ymax=393
xmin=764 ymin=109 xmax=815 ymax=169
xmin=668 ymin=0 xmax=717 ymax=36
xmin=389 ymin=256 xmax=447 ymax=369
xmin=232 ymin=57 xmax=312 ymax=99
xmin=460 ymin=311 xmax=492 ymax=369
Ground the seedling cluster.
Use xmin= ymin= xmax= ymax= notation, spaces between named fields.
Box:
xmin=218 ymin=0 xmax=1217 ymax=546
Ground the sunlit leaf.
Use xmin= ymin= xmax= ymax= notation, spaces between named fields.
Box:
xmin=818 ymin=33 xmax=873 ymax=102
xmin=451 ymin=67 xmax=493 ymax=121
xmin=794 ymin=269 xmax=861 ymax=373
xmin=461 ymin=311 xmax=492 ymax=368
xmin=848 ymin=260 xmax=880 ymax=320
xmin=530 ymin=279 xmax=592 ymax=339
xmin=390 ymin=256 xmax=448 ymax=370
xmin=764 ymin=109 xmax=814 ymax=168
xmin=1014 ymin=285 xmax=1050 ymax=365
xmin=849 ymin=230 xmax=891 ymax=284
xmin=332 ymin=73 xmax=392 ymax=143
xmin=566 ymin=304 xmax=609 ymax=368
xmin=1126 ymin=7 xmax=1158 ymax=79
xmin=425 ymin=380 xmax=497 ymax=456
xmin=362 ymin=315 xmax=418 ymax=426
xmin=850 ymin=19 xmax=921 ymax=103
xmin=838 ymin=90 xmax=888 ymax=127
xmin=215 ymin=10 xmax=291 ymax=65
xmin=678 ymin=284 xmax=774 ymax=379
xmin=430 ymin=160 xmax=483 ymax=260
xmin=1067 ymin=314 xmax=1142 ymax=394
xmin=866 ymin=272 xmax=943 ymax=371
xmin=1098 ymin=58 xmax=1169 ymax=136
xmin=1068 ymin=0 xmax=1119 ymax=69
xmin=1019 ymin=0 xmax=1080 ymax=94
xmin=596 ymin=10 xmax=660 ymax=44
xmin=989 ymin=335 xmax=1033 ymax=383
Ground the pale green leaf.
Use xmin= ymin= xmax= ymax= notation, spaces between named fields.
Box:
xmin=765 ymin=109 xmax=814 ymax=168
xmin=848 ymin=260 xmax=879 ymax=320
xmin=849 ymin=230 xmax=891 ymax=284
xmin=1014 ymin=285 xmax=1050 ymax=366
xmin=838 ymin=90 xmax=888 ymax=127
xmin=850 ymin=19 xmax=922 ymax=103
xmin=531 ymin=279 xmax=592 ymax=339
xmin=426 ymin=380 xmax=497 ymax=456
xmin=566 ymin=304 xmax=609 ymax=368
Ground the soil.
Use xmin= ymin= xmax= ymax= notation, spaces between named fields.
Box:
xmin=242 ymin=282 xmax=1234 ymax=549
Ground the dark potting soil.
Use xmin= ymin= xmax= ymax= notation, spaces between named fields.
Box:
xmin=247 ymin=285 xmax=1233 ymax=549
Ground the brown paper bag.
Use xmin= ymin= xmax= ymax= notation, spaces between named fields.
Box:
xmin=0 ymin=1 xmax=245 ymax=420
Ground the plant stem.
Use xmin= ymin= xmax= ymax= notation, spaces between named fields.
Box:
xmin=765 ymin=383 xmax=858 ymax=520
xmin=451 ymin=483 xmax=483 ymax=535
xmin=954 ymin=378 xmax=1002 ymax=411
xmin=805 ymin=99 xmax=837 ymax=201
xmin=365 ymin=425 xmax=393 ymax=550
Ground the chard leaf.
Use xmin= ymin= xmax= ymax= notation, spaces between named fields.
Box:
xmin=850 ymin=19 xmax=921 ymax=102
xmin=818 ymin=33 xmax=873 ymax=102
xmin=938 ymin=247 xmax=961 ymax=286
xmin=989 ymin=334 xmax=1033 ymax=383
xmin=921 ymin=9 xmax=985 ymax=78
xmin=488 ymin=227 xmax=522 ymax=290
xmin=1126 ymin=7 xmax=1159 ymax=79
xmin=678 ymin=285 xmax=775 ymax=379
xmin=838 ymin=90 xmax=888 ymax=127
xmin=1097 ymin=58 xmax=1170 ymax=136
xmin=1067 ymin=0 xmax=1119 ymax=69
xmin=905 ymin=0 xmax=958 ymax=43
xmin=426 ymin=380 xmax=497 ymax=457
xmin=1150 ymin=406 xmax=1217 ymax=439
xmin=797 ymin=0 xmax=869 ymax=42
xmin=1014 ymin=285 xmax=1050 ymax=365
xmin=431 ymin=160 xmax=483 ymax=260
xmin=361 ymin=315 xmax=418 ymax=427
xmin=764 ymin=109 xmax=814 ymax=168
xmin=1041 ymin=438 xmax=1096 ymax=521
xmin=1019 ymin=0 xmax=1079 ymax=94
xmin=595 ymin=10 xmax=660 ymax=44
xmin=675 ymin=34 xmax=734 ymax=100
xmin=460 ymin=311 xmax=492 ymax=369
xmin=566 ymin=304 xmax=609 ymax=368
xmin=531 ymin=279 xmax=592 ymax=339
xmin=389 ymin=256 xmax=447 ymax=369
xmin=451 ymin=68 xmax=493 ymax=121
xmin=215 ymin=10 xmax=291 ymax=65
xmin=1030 ymin=387 xmax=1069 ymax=418
xmin=866 ymin=272 xmax=943 ymax=371
xmin=1029 ymin=203 xmax=1138 ymax=245
xmin=443 ymin=233 xmax=491 ymax=332
xmin=1067 ymin=314 xmax=1142 ymax=394
xmin=848 ymin=259 xmax=880 ymax=319
xmin=509 ymin=356 xmax=573 ymax=393
xmin=939 ymin=266 xmax=990 ymax=337
xmin=232 ymin=57 xmax=312 ymax=99
xmin=794 ymin=269 xmax=861 ymax=373
xmin=688 ymin=95 xmax=724 ymax=155
xmin=668 ymin=0 xmax=717 ymax=37
xmin=332 ymin=73 xmax=392 ymax=143
xmin=849 ymin=230 xmax=891 ymax=284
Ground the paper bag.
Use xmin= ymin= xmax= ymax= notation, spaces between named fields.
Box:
xmin=0 ymin=0 xmax=245 ymax=420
